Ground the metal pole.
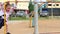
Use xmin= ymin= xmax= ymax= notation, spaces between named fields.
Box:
xmin=4 ymin=3 xmax=7 ymax=34
xmin=51 ymin=0 xmax=53 ymax=19
xmin=34 ymin=3 xmax=39 ymax=34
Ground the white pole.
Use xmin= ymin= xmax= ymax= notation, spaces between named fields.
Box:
xmin=34 ymin=0 xmax=47 ymax=34
xmin=34 ymin=2 xmax=39 ymax=34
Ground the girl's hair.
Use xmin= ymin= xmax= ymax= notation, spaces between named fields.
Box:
xmin=4 ymin=2 xmax=10 ymax=9
xmin=6 ymin=2 xmax=10 ymax=6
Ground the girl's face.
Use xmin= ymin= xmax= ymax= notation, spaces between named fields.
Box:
xmin=6 ymin=5 xmax=11 ymax=11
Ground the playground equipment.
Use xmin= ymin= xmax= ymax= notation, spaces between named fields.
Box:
xmin=4 ymin=3 xmax=8 ymax=34
xmin=29 ymin=11 xmax=35 ymax=27
xmin=34 ymin=0 xmax=47 ymax=34
xmin=34 ymin=3 xmax=39 ymax=34
xmin=29 ymin=0 xmax=48 ymax=27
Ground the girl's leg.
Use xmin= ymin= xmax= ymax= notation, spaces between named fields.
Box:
xmin=6 ymin=24 xmax=8 ymax=32
xmin=6 ymin=22 xmax=10 ymax=34
xmin=6 ymin=13 xmax=10 ymax=34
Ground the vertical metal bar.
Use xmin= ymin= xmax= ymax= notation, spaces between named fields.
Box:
xmin=30 ymin=16 xmax=32 ymax=27
xmin=4 ymin=3 xmax=7 ymax=34
xmin=29 ymin=12 xmax=33 ymax=27
xmin=34 ymin=3 xmax=39 ymax=34
xmin=51 ymin=0 xmax=53 ymax=19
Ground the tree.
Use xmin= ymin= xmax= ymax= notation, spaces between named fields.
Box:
xmin=28 ymin=1 xmax=34 ymax=13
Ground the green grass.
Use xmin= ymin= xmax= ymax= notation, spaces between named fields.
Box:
xmin=9 ymin=16 xmax=60 ymax=20
xmin=9 ymin=17 xmax=29 ymax=20
xmin=39 ymin=17 xmax=49 ymax=19
xmin=9 ymin=16 xmax=50 ymax=20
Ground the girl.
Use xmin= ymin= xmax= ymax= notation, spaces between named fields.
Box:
xmin=3 ymin=2 xmax=13 ymax=34
xmin=0 ymin=2 xmax=13 ymax=34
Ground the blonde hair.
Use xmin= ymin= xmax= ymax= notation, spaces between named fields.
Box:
xmin=4 ymin=2 xmax=10 ymax=10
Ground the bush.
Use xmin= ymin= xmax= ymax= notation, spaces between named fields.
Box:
xmin=28 ymin=1 xmax=34 ymax=13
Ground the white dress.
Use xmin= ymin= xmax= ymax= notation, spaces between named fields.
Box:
xmin=0 ymin=9 xmax=12 ymax=24
xmin=5 ymin=7 xmax=13 ymax=24
xmin=5 ymin=12 xmax=10 ymax=24
xmin=0 ymin=6 xmax=14 ymax=24
xmin=0 ymin=10 xmax=4 ymax=16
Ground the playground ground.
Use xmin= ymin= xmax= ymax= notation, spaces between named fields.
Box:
xmin=0 ymin=18 xmax=60 ymax=34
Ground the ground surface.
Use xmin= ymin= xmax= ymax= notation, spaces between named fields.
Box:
xmin=0 ymin=19 xmax=60 ymax=34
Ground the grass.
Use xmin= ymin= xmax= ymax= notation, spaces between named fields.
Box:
xmin=39 ymin=17 xmax=49 ymax=19
xmin=9 ymin=16 xmax=60 ymax=20
xmin=9 ymin=17 xmax=29 ymax=20
xmin=9 ymin=16 xmax=49 ymax=20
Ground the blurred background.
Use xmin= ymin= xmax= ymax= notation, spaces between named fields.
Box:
xmin=0 ymin=0 xmax=60 ymax=20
